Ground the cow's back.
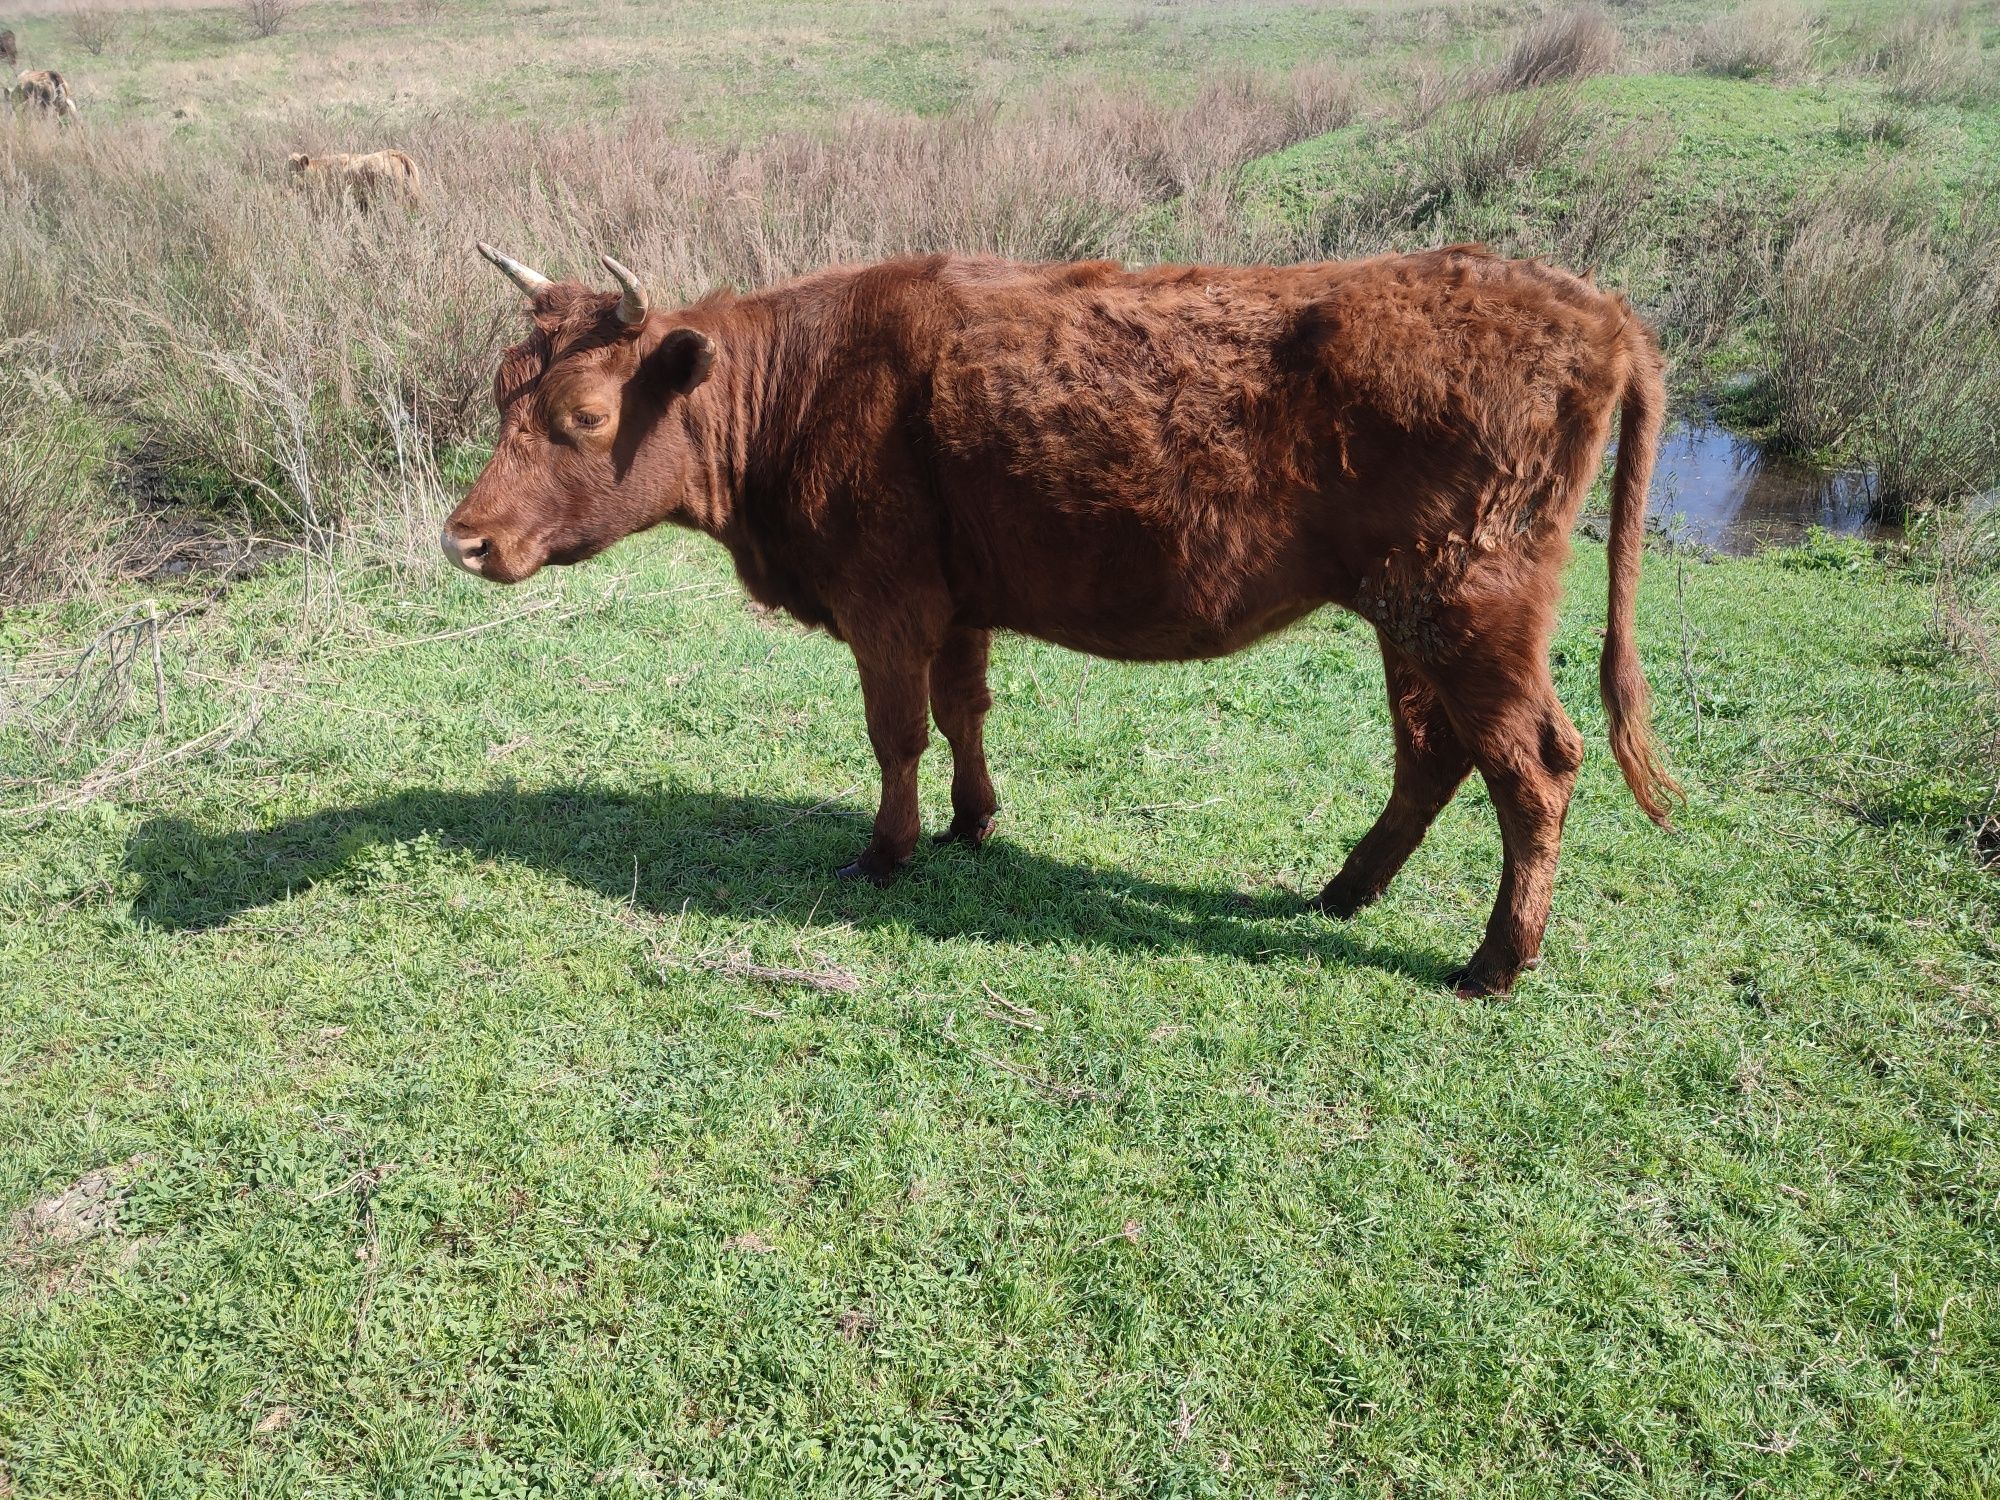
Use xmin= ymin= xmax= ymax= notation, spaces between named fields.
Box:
xmin=920 ymin=250 xmax=1630 ymax=656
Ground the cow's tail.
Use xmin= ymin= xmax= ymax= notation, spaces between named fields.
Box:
xmin=1600 ymin=316 xmax=1679 ymax=828
xmin=391 ymin=150 xmax=423 ymax=205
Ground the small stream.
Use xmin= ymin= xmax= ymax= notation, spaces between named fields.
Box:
xmin=1649 ymin=420 xmax=1890 ymax=556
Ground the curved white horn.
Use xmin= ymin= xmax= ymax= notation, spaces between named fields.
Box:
xmin=601 ymin=254 xmax=649 ymax=326
xmin=477 ymin=241 xmax=552 ymax=296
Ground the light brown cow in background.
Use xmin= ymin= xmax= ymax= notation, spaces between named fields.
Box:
xmin=287 ymin=149 xmax=422 ymax=211
xmin=10 ymin=69 xmax=78 ymax=123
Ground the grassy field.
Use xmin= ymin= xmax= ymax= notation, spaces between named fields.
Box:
xmin=0 ymin=0 xmax=1839 ymax=136
xmin=4 ymin=526 xmax=1999 ymax=1496
xmin=5 ymin=0 xmax=2000 ymax=1494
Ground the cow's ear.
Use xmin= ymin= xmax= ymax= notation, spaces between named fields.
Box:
xmin=645 ymin=328 xmax=714 ymax=395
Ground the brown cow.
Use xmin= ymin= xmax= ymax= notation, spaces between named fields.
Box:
xmin=0 ymin=31 xmax=16 ymax=70
xmin=287 ymin=149 xmax=421 ymax=210
xmin=443 ymin=244 xmax=1676 ymax=995
xmin=10 ymin=69 xmax=77 ymax=122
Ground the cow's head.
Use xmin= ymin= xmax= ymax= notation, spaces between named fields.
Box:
xmin=440 ymin=243 xmax=715 ymax=583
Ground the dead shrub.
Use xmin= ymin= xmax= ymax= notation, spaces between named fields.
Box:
xmin=1541 ymin=125 xmax=1665 ymax=270
xmin=1652 ymin=198 xmax=1764 ymax=364
xmin=1295 ymin=85 xmax=1656 ymax=273
xmin=1684 ymin=2 xmax=1816 ymax=80
xmin=1281 ymin=58 xmax=1362 ymax=140
xmin=240 ymin=0 xmax=294 ymax=39
xmin=1494 ymin=5 xmax=1620 ymax=91
xmin=63 ymin=3 xmax=119 ymax=57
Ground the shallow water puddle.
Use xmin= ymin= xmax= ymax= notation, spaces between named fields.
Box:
xmin=1649 ymin=420 xmax=1888 ymax=555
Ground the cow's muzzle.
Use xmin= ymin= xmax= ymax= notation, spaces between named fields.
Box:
xmin=440 ymin=524 xmax=493 ymax=576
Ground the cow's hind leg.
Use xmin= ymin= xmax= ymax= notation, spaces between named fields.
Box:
xmin=930 ymin=626 xmax=998 ymax=846
xmin=1313 ymin=639 xmax=1472 ymax=918
xmin=1437 ymin=661 xmax=1585 ymax=998
xmin=838 ymin=649 xmax=934 ymax=885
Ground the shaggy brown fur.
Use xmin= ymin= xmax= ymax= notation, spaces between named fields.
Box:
xmin=11 ymin=69 xmax=77 ymax=122
xmin=286 ymin=149 xmax=422 ymax=210
xmin=444 ymin=247 xmax=1677 ymax=995
xmin=0 ymin=32 xmax=16 ymax=70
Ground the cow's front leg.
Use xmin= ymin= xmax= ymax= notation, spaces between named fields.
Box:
xmin=930 ymin=626 xmax=998 ymax=847
xmin=837 ymin=651 xmax=934 ymax=885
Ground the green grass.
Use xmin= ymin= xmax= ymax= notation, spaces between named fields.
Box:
xmin=4 ymin=528 xmax=1998 ymax=1496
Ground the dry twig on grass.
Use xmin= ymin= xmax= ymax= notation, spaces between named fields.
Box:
xmin=1 ymin=696 xmax=263 ymax=824
xmin=640 ymin=920 xmax=863 ymax=996
xmin=980 ymin=982 xmax=1046 ymax=1031
xmin=696 ymin=953 xmax=863 ymax=994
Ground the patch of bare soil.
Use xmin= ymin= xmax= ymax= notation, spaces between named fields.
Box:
xmin=5 ymin=1154 xmax=147 ymax=1263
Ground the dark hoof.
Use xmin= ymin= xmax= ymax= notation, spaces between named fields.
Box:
xmin=934 ymin=813 xmax=996 ymax=847
xmin=1445 ymin=955 xmax=1536 ymax=999
xmin=1309 ymin=882 xmax=1375 ymax=920
xmin=1445 ymin=965 xmax=1503 ymax=999
xmin=835 ymin=856 xmax=899 ymax=888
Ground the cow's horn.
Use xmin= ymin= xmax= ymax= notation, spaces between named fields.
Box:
xmin=477 ymin=241 xmax=551 ymax=296
xmin=601 ymin=255 xmax=649 ymax=326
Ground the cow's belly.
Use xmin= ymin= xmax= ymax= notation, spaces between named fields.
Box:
xmin=952 ymin=511 xmax=1328 ymax=663
xmin=1006 ymin=595 xmax=1325 ymax=662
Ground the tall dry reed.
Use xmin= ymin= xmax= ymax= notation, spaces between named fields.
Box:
xmin=0 ymin=64 xmax=1355 ymax=602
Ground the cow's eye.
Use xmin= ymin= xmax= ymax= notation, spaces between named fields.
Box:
xmin=570 ymin=410 xmax=606 ymax=431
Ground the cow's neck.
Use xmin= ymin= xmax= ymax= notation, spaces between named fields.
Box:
xmin=660 ymin=291 xmax=847 ymax=626
xmin=665 ymin=295 xmax=790 ymax=542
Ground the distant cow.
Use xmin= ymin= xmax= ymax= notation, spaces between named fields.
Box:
xmin=10 ymin=69 xmax=77 ymax=122
xmin=286 ymin=149 xmax=421 ymax=210
xmin=0 ymin=31 xmax=16 ymax=69
xmin=443 ymin=244 xmax=1678 ymax=996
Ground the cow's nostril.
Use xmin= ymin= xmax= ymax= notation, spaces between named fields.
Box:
xmin=441 ymin=527 xmax=494 ymax=572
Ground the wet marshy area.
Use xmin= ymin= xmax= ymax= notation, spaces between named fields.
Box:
xmin=1648 ymin=420 xmax=1891 ymax=556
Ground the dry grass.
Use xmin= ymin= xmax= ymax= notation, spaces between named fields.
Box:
xmin=0 ymin=63 xmax=1358 ymax=602
xmin=1764 ymin=180 xmax=2000 ymax=519
xmin=1293 ymin=73 xmax=1663 ymax=287
xmin=1924 ymin=493 xmax=2000 ymax=863
xmin=1405 ymin=82 xmax=1588 ymax=216
xmin=1493 ymin=5 xmax=1621 ymax=92
xmin=0 ymin=365 xmax=118 ymax=605
xmin=1833 ymin=103 xmax=1924 ymax=149
xmin=1872 ymin=5 xmax=1994 ymax=107
xmin=1682 ymin=1 xmax=1816 ymax=80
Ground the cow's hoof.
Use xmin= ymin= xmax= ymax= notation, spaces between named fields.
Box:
xmin=1445 ymin=955 xmax=1537 ymax=999
xmin=934 ymin=813 xmax=996 ymax=847
xmin=1309 ymin=880 xmax=1376 ymax=920
xmin=835 ymin=856 xmax=900 ymax=887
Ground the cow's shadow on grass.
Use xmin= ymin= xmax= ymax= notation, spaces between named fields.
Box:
xmin=123 ymin=784 xmax=1452 ymax=983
